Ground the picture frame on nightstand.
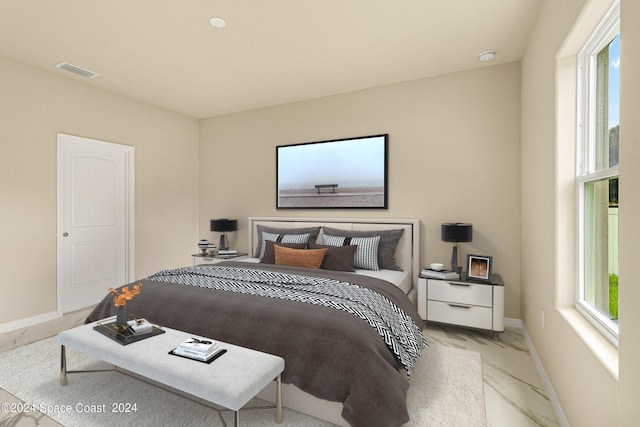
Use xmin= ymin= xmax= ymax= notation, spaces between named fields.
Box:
xmin=466 ymin=254 xmax=492 ymax=282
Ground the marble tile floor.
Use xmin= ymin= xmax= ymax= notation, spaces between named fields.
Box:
xmin=0 ymin=391 xmax=64 ymax=427
xmin=423 ymin=323 xmax=561 ymax=427
xmin=0 ymin=309 xmax=91 ymax=427
xmin=0 ymin=316 xmax=560 ymax=427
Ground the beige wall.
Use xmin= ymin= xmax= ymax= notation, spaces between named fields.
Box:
xmin=618 ymin=0 xmax=640 ymax=422
xmin=522 ymin=0 xmax=639 ymax=425
xmin=199 ymin=62 xmax=522 ymax=318
xmin=3 ymin=2 xmax=638 ymax=423
xmin=0 ymin=56 xmax=199 ymax=325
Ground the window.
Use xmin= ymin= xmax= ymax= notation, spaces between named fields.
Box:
xmin=576 ymin=1 xmax=620 ymax=344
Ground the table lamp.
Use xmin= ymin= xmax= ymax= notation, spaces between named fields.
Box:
xmin=210 ymin=219 xmax=238 ymax=251
xmin=441 ymin=223 xmax=473 ymax=274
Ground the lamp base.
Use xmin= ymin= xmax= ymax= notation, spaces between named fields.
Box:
xmin=450 ymin=244 xmax=462 ymax=274
xmin=219 ymin=233 xmax=229 ymax=251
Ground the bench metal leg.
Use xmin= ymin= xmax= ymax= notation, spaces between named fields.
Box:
xmin=58 ymin=345 xmax=116 ymax=384
xmin=234 ymin=410 xmax=239 ymax=427
xmin=276 ymin=373 xmax=282 ymax=423
xmin=60 ymin=345 xmax=67 ymax=386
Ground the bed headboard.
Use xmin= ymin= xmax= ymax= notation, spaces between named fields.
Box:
xmin=248 ymin=217 xmax=421 ymax=291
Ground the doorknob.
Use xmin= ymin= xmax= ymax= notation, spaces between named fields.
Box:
xmin=63 ymin=232 xmax=69 ymax=237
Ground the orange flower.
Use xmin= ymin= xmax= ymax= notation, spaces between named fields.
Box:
xmin=108 ymin=283 xmax=142 ymax=307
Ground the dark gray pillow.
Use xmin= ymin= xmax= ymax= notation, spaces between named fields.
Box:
xmin=254 ymin=225 xmax=321 ymax=258
xmin=321 ymin=226 xmax=404 ymax=271
xmin=308 ymin=242 xmax=357 ymax=272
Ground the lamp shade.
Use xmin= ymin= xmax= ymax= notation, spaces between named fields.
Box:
xmin=210 ymin=219 xmax=238 ymax=232
xmin=441 ymin=223 xmax=473 ymax=242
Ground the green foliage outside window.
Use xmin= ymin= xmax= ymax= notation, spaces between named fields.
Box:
xmin=609 ymin=273 xmax=618 ymax=320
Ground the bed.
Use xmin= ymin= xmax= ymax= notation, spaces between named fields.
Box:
xmin=87 ymin=217 xmax=426 ymax=427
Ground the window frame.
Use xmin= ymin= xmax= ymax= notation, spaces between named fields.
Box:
xmin=575 ymin=0 xmax=620 ymax=346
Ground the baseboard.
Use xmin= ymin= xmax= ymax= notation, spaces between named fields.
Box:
xmin=504 ymin=317 xmax=522 ymax=329
xmin=514 ymin=319 xmax=570 ymax=427
xmin=0 ymin=311 xmax=60 ymax=334
xmin=0 ymin=308 xmax=93 ymax=353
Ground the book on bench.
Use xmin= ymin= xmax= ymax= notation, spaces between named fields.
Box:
xmin=172 ymin=337 xmax=225 ymax=362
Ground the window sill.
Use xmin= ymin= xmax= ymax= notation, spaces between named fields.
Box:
xmin=558 ymin=307 xmax=619 ymax=380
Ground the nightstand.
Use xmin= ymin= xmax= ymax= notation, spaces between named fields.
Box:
xmin=417 ymin=273 xmax=504 ymax=337
xmin=192 ymin=253 xmax=249 ymax=266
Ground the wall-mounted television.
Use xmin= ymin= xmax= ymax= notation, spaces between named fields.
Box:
xmin=276 ymin=134 xmax=388 ymax=209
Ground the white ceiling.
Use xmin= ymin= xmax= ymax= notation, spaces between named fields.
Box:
xmin=0 ymin=0 xmax=541 ymax=119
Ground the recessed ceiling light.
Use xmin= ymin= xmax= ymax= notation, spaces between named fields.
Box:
xmin=478 ymin=50 xmax=496 ymax=62
xmin=209 ymin=17 xmax=226 ymax=28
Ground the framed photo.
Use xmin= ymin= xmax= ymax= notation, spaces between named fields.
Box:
xmin=466 ymin=254 xmax=492 ymax=282
xmin=276 ymin=134 xmax=388 ymax=209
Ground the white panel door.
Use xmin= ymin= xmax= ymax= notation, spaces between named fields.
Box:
xmin=57 ymin=133 xmax=134 ymax=313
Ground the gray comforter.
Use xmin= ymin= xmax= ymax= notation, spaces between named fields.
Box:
xmin=86 ymin=262 xmax=427 ymax=427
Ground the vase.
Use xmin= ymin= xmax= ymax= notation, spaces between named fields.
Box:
xmin=116 ymin=306 xmax=128 ymax=328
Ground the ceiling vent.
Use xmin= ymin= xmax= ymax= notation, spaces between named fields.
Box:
xmin=55 ymin=62 xmax=99 ymax=79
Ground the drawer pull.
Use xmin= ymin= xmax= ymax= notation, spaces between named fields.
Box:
xmin=448 ymin=304 xmax=471 ymax=309
xmin=448 ymin=282 xmax=470 ymax=287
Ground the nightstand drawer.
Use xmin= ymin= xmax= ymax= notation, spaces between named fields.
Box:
xmin=427 ymin=300 xmax=493 ymax=330
xmin=427 ymin=279 xmax=493 ymax=307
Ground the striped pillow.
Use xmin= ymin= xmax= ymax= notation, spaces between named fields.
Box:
xmin=254 ymin=225 xmax=320 ymax=258
xmin=322 ymin=234 xmax=381 ymax=271
xmin=321 ymin=227 xmax=404 ymax=270
xmin=259 ymin=232 xmax=310 ymax=259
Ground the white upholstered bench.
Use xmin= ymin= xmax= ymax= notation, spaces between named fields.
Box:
xmin=58 ymin=319 xmax=284 ymax=426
